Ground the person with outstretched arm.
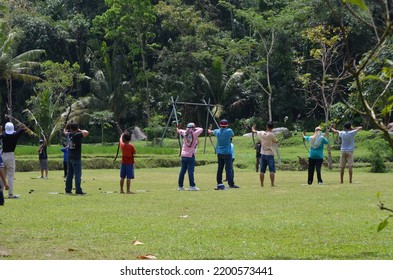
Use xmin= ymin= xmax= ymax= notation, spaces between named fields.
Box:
xmin=330 ymin=122 xmax=362 ymax=184
xmin=252 ymin=121 xmax=277 ymax=188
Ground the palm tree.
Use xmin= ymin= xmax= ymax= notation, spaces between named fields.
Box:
xmin=86 ymin=42 xmax=130 ymax=122
xmin=198 ymin=56 xmax=244 ymax=118
xmin=0 ymin=31 xmax=45 ymax=118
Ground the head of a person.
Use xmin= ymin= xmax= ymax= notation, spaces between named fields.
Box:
xmin=219 ymin=119 xmax=229 ymax=128
xmin=314 ymin=126 xmax=322 ymax=136
xmin=122 ymin=132 xmax=131 ymax=142
xmin=5 ymin=122 xmax=14 ymax=135
xmin=266 ymin=121 xmax=274 ymax=130
xmin=68 ymin=122 xmax=79 ymax=132
xmin=39 ymin=139 xmax=44 ymax=145
xmin=344 ymin=122 xmax=351 ymax=130
xmin=186 ymin=122 xmax=195 ymax=130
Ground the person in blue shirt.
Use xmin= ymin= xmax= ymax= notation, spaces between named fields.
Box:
xmin=330 ymin=122 xmax=362 ymax=183
xmin=61 ymin=143 xmax=69 ymax=178
xmin=208 ymin=119 xmax=239 ymax=190
xmin=303 ymin=127 xmax=329 ymax=185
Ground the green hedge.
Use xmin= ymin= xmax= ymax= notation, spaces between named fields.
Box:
xmin=15 ymin=157 xmax=217 ymax=172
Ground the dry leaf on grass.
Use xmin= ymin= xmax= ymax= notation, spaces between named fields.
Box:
xmin=136 ymin=254 xmax=157 ymax=260
xmin=178 ymin=215 xmax=189 ymax=218
xmin=132 ymin=240 xmax=144 ymax=245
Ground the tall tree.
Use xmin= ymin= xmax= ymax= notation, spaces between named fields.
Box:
xmin=298 ymin=25 xmax=348 ymax=169
xmin=86 ymin=41 xmax=131 ymax=122
xmin=330 ymin=0 xmax=393 ymax=149
xmin=25 ymin=60 xmax=86 ymax=143
xmin=0 ymin=30 xmax=44 ymax=119
xmin=92 ymin=0 xmax=157 ymax=123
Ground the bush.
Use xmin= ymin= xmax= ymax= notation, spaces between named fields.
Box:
xmin=367 ymin=138 xmax=389 ymax=173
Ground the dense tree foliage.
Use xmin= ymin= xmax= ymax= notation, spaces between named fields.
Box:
xmin=0 ymin=0 xmax=392 ymax=145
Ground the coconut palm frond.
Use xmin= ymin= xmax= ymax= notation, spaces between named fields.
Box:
xmin=223 ymin=70 xmax=244 ymax=93
xmin=12 ymin=49 xmax=45 ymax=62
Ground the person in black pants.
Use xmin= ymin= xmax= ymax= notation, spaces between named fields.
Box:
xmin=303 ymin=127 xmax=329 ymax=185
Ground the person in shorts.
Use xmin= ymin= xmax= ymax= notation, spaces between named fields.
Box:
xmin=252 ymin=121 xmax=277 ymax=187
xmin=330 ymin=122 xmax=362 ymax=183
xmin=119 ymin=131 xmax=136 ymax=194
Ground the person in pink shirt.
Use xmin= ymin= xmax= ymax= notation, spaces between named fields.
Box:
xmin=177 ymin=123 xmax=203 ymax=191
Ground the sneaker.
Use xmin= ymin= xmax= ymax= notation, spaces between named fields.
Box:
xmin=229 ymin=185 xmax=239 ymax=188
xmin=177 ymin=187 xmax=185 ymax=191
xmin=38 ymin=176 xmax=44 ymax=179
xmin=318 ymin=182 xmax=324 ymax=185
xmin=189 ymin=186 xmax=200 ymax=191
xmin=215 ymin=184 xmax=228 ymax=190
xmin=65 ymin=191 xmax=72 ymax=194
xmin=75 ymin=192 xmax=86 ymax=195
xmin=8 ymin=194 xmax=19 ymax=199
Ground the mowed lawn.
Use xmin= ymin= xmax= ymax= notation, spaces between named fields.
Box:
xmin=0 ymin=165 xmax=392 ymax=260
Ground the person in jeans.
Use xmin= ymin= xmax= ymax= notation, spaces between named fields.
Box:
xmin=208 ymin=119 xmax=239 ymax=190
xmin=303 ymin=127 xmax=328 ymax=185
xmin=63 ymin=123 xmax=89 ymax=195
xmin=177 ymin=123 xmax=203 ymax=191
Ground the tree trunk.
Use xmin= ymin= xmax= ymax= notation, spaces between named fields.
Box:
xmin=6 ymin=77 xmax=13 ymax=119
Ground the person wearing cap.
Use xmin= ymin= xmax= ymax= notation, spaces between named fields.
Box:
xmin=330 ymin=122 xmax=362 ymax=183
xmin=303 ymin=127 xmax=329 ymax=185
xmin=177 ymin=122 xmax=203 ymax=191
xmin=37 ymin=139 xmax=48 ymax=179
xmin=0 ymin=122 xmax=27 ymax=198
xmin=208 ymin=119 xmax=239 ymax=190
xmin=251 ymin=121 xmax=277 ymax=187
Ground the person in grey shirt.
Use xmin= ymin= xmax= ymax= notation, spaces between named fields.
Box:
xmin=330 ymin=122 xmax=362 ymax=183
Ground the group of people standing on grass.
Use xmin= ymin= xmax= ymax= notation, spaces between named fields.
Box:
xmin=176 ymin=119 xmax=363 ymax=191
xmin=0 ymin=118 xmax=139 ymax=204
xmin=0 ymin=121 xmax=92 ymax=205
xmin=0 ymin=117 xmax=363 ymax=205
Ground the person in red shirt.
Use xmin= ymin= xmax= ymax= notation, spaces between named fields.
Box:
xmin=119 ymin=131 xmax=136 ymax=194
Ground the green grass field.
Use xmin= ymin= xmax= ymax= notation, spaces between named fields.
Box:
xmin=1 ymin=164 xmax=392 ymax=260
